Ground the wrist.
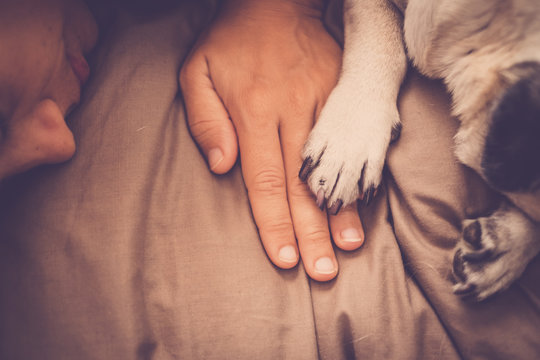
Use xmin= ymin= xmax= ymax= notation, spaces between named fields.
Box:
xmin=221 ymin=0 xmax=327 ymax=19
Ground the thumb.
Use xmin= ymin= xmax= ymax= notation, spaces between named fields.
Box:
xmin=179 ymin=54 xmax=238 ymax=174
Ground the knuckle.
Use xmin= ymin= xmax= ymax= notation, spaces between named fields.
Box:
xmin=245 ymin=86 xmax=269 ymax=103
xmin=288 ymin=176 xmax=314 ymax=199
xmin=178 ymin=62 xmax=194 ymax=86
xmin=249 ymin=166 xmax=286 ymax=196
xmin=288 ymin=86 xmax=309 ymax=106
xmin=260 ymin=217 xmax=294 ymax=238
xmin=241 ymin=89 xmax=271 ymax=118
xmin=301 ymin=226 xmax=330 ymax=245
xmin=179 ymin=55 xmax=203 ymax=88
xmin=287 ymin=84 xmax=313 ymax=114
xmin=188 ymin=119 xmax=222 ymax=148
xmin=189 ymin=117 xmax=217 ymax=136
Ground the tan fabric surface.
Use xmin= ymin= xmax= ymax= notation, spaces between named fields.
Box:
xmin=1 ymin=3 xmax=318 ymax=359
xmin=387 ymin=72 xmax=540 ymax=359
xmin=1 ymin=2 xmax=539 ymax=359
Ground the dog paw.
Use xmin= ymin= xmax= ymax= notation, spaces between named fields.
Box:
xmin=452 ymin=208 xmax=540 ymax=301
xmin=299 ymin=86 xmax=400 ymax=214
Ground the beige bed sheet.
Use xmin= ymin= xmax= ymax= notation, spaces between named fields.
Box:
xmin=1 ymin=1 xmax=539 ymax=359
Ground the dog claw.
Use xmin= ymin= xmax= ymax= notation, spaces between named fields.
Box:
xmin=361 ymin=186 xmax=376 ymax=206
xmin=328 ymin=199 xmax=343 ymax=215
xmin=357 ymin=165 xmax=366 ymax=196
xmin=391 ymin=123 xmax=402 ymax=143
xmin=316 ymin=188 xmax=326 ymax=210
xmin=299 ymin=157 xmax=314 ymax=182
xmin=452 ymin=249 xmax=481 ymax=300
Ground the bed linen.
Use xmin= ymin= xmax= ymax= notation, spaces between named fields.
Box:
xmin=1 ymin=1 xmax=539 ymax=359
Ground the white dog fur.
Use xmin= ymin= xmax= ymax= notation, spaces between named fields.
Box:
xmin=301 ymin=0 xmax=540 ymax=301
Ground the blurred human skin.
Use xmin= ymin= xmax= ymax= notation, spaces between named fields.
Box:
xmin=0 ymin=0 xmax=98 ymax=179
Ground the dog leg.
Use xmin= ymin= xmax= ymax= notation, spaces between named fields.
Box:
xmin=300 ymin=0 xmax=407 ymax=212
xmin=453 ymin=201 xmax=540 ymax=301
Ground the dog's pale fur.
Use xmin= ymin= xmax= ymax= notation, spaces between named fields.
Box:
xmin=301 ymin=0 xmax=540 ymax=301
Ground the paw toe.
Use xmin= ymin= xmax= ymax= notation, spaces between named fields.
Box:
xmin=462 ymin=220 xmax=482 ymax=249
xmin=461 ymin=248 xmax=494 ymax=262
xmin=453 ymin=282 xmax=477 ymax=297
xmin=452 ymin=248 xmax=467 ymax=282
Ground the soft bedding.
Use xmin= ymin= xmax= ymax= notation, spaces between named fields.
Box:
xmin=1 ymin=1 xmax=539 ymax=359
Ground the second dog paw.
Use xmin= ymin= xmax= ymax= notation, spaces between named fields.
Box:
xmin=452 ymin=210 xmax=540 ymax=301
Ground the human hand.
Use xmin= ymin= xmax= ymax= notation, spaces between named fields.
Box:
xmin=179 ymin=0 xmax=365 ymax=281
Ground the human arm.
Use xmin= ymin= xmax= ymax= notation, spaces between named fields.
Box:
xmin=179 ymin=0 xmax=365 ymax=280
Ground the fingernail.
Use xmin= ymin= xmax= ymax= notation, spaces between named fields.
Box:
xmin=314 ymin=257 xmax=336 ymax=275
xmin=208 ymin=148 xmax=223 ymax=170
xmin=340 ymin=228 xmax=362 ymax=243
xmin=278 ymin=245 xmax=297 ymax=263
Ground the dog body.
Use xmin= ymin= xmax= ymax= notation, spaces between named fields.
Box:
xmin=301 ymin=0 xmax=540 ymax=300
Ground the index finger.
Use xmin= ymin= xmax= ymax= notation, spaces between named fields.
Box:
xmin=235 ymin=117 xmax=299 ymax=269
